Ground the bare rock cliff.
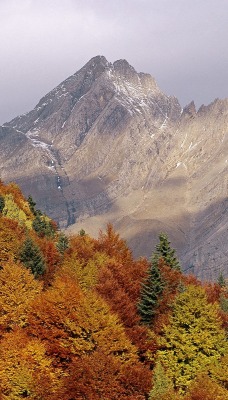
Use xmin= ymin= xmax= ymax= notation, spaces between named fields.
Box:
xmin=1 ymin=56 xmax=227 ymax=280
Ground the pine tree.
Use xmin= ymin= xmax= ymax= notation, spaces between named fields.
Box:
xmin=218 ymin=272 xmax=226 ymax=288
xmin=27 ymin=195 xmax=36 ymax=215
xmin=152 ymin=233 xmax=181 ymax=271
xmin=56 ymin=233 xmax=69 ymax=254
xmin=32 ymin=214 xmax=56 ymax=237
xmin=19 ymin=237 xmax=46 ymax=278
xmin=137 ymin=262 xmax=164 ymax=326
xmin=0 ymin=195 xmax=5 ymax=213
xmin=137 ymin=232 xmax=180 ymax=327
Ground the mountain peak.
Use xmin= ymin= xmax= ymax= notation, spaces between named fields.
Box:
xmin=84 ymin=55 xmax=109 ymax=69
xmin=182 ymin=101 xmax=196 ymax=116
xmin=1 ymin=56 xmax=227 ymax=282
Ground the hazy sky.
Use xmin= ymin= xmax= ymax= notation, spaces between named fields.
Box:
xmin=0 ymin=0 xmax=227 ymax=124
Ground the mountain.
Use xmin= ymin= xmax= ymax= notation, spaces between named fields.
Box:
xmin=1 ymin=56 xmax=227 ymax=280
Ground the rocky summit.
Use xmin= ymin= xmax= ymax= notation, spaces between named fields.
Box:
xmin=1 ymin=55 xmax=227 ymax=280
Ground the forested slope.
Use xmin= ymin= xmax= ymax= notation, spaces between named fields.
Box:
xmin=0 ymin=180 xmax=227 ymax=399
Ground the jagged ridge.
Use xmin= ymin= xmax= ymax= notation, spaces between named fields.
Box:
xmin=0 ymin=56 xmax=227 ymax=280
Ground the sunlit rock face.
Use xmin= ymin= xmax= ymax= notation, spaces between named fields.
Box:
xmin=1 ymin=56 xmax=227 ymax=280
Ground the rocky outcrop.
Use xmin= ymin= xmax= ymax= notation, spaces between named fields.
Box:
xmin=1 ymin=56 xmax=227 ymax=280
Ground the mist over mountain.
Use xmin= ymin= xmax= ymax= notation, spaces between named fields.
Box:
xmin=1 ymin=56 xmax=227 ymax=280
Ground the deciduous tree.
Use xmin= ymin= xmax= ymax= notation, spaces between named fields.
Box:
xmin=0 ymin=261 xmax=42 ymax=331
xmin=157 ymin=285 xmax=227 ymax=394
xmin=0 ymin=329 xmax=61 ymax=399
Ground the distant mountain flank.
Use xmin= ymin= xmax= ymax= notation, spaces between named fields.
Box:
xmin=1 ymin=55 xmax=227 ymax=280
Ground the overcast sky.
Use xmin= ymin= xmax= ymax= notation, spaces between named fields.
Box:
xmin=0 ymin=0 xmax=227 ymax=124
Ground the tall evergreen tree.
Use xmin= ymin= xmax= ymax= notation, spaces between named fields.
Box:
xmin=27 ymin=195 xmax=36 ymax=215
xmin=56 ymin=233 xmax=69 ymax=254
xmin=0 ymin=195 xmax=4 ymax=213
xmin=19 ymin=237 xmax=45 ymax=278
xmin=152 ymin=233 xmax=181 ymax=271
xmin=137 ymin=262 xmax=164 ymax=326
xmin=137 ymin=233 xmax=180 ymax=326
xmin=218 ymin=272 xmax=226 ymax=288
xmin=32 ymin=214 xmax=55 ymax=238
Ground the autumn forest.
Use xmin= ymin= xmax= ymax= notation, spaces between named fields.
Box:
xmin=0 ymin=180 xmax=227 ymax=400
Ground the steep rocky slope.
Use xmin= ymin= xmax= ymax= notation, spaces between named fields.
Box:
xmin=1 ymin=56 xmax=227 ymax=280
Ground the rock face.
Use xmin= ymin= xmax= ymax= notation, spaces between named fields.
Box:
xmin=1 ymin=56 xmax=227 ymax=280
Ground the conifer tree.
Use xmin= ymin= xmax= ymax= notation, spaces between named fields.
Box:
xmin=137 ymin=232 xmax=180 ymax=327
xmin=137 ymin=262 xmax=164 ymax=326
xmin=27 ymin=195 xmax=36 ymax=215
xmin=152 ymin=233 xmax=181 ymax=271
xmin=56 ymin=233 xmax=69 ymax=254
xmin=0 ymin=195 xmax=4 ymax=213
xmin=218 ymin=272 xmax=226 ymax=287
xmin=19 ymin=237 xmax=45 ymax=277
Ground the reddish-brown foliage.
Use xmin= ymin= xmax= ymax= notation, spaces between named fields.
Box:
xmin=36 ymin=237 xmax=61 ymax=286
xmin=57 ymin=350 xmax=151 ymax=400
xmin=66 ymin=233 xmax=98 ymax=264
xmin=184 ymin=373 xmax=228 ymax=400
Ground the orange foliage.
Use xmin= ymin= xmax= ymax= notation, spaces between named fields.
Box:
xmin=204 ymin=282 xmax=223 ymax=303
xmin=36 ymin=237 xmax=61 ymax=286
xmin=204 ymin=283 xmax=228 ymax=330
xmin=0 ymin=182 xmax=227 ymax=399
xmin=97 ymin=223 xmax=133 ymax=262
xmin=96 ymin=226 xmax=156 ymax=356
xmin=0 ymin=217 xmax=26 ymax=263
xmin=0 ymin=328 xmax=60 ymax=398
xmin=66 ymin=233 xmax=98 ymax=264
xmin=57 ymin=350 xmax=151 ymax=400
xmin=27 ymin=270 xmax=141 ymax=367
xmin=184 ymin=373 xmax=228 ymax=400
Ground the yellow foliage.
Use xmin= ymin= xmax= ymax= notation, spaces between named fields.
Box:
xmin=61 ymin=250 xmax=110 ymax=291
xmin=157 ymin=285 xmax=227 ymax=394
xmin=2 ymin=194 xmax=32 ymax=228
xmin=0 ymin=329 xmax=61 ymax=399
xmin=0 ymin=261 xmax=42 ymax=330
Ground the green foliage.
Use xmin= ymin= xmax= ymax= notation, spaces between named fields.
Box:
xmin=2 ymin=194 xmax=32 ymax=228
xmin=149 ymin=361 xmax=174 ymax=400
xmin=220 ymin=295 xmax=228 ymax=314
xmin=56 ymin=233 xmax=69 ymax=254
xmin=0 ymin=195 xmax=5 ymax=213
xmin=79 ymin=228 xmax=86 ymax=236
xmin=152 ymin=233 xmax=181 ymax=271
xmin=19 ymin=237 xmax=46 ymax=278
xmin=137 ymin=262 xmax=164 ymax=326
xmin=0 ymin=180 xmax=227 ymax=399
xmin=32 ymin=214 xmax=56 ymax=238
xmin=28 ymin=194 xmax=56 ymax=237
xmin=27 ymin=195 xmax=36 ymax=215
xmin=218 ymin=272 xmax=226 ymax=287
xmin=137 ymin=232 xmax=180 ymax=327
